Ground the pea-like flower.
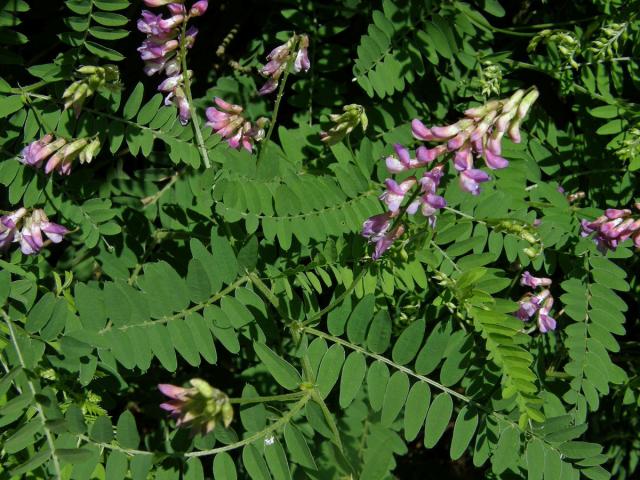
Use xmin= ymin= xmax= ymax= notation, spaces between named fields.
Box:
xmin=138 ymin=1 xmax=206 ymax=125
xmin=159 ymin=378 xmax=233 ymax=435
xmin=412 ymin=88 xmax=539 ymax=196
xmin=62 ymin=65 xmax=120 ymax=117
xmin=516 ymin=272 xmax=556 ymax=333
xmin=259 ymin=34 xmax=310 ymax=95
xmin=361 ymin=212 xmax=406 ymax=260
xmin=206 ymin=97 xmax=266 ymax=152
xmin=581 ymin=205 xmax=640 ymax=252
xmin=0 ymin=208 xmax=27 ymax=251
xmin=19 ymin=135 xmax=100 ymax=176
xmin=13 ymin=209 xmax=69 ymax=256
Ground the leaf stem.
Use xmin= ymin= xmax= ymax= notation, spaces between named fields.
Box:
xmin=2 ymin=309 xmax=62 ymax=478
xmin=178 ymin=18 xmax=211 ymax=169
xmin=257 ymin=65 xmax=292 ymax=165
xmin=228 ymin=391 xmax=304 ymax=405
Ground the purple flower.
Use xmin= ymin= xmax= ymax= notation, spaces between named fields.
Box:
xmin=205 ymin=97 xmax=265 ymax=152
xmin=516 ymin=298 xmax=539 ymax=321
xmin=362 ymin=213 xmax=405 ymax=260
xmin=259 ymin=34 xmax=310 ymax=95
xmin=520 ymin=271 xmax=552 ymax=288
xmin=385 ymin=144 xmax=422 ymax=173
xmin=0 ymin=208 xmax=27 ymax=251
xmin=18 ymin=209 xmax=69 ymax=256
xmin=144 ymin=0 xmax=182 ymax=6
xmin=483 ymin=149 xmax=509 ymax=170
xmin=419 ymin=193 xmax=446 ymax=226
xmin=19 ymin=135 xmax=67 ymax=169
xmin=294 ymin=34 xmax=310 ymax=73
xmin=411 ymin=119 xmax=436 ymax=141
xmin=459 ymin=169 xmax=490 ymax=195
xmin=159 ymin=379 xmax=233 ymax=435
xmin=537 ymin=297 xmax=556 ymax=333
xmin=190 ymin=0 xmax=208 ymax=16
xmin=380 ymin=177 xmax=416 ymax=213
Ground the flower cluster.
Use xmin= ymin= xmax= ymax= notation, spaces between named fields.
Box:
xmin=259 ymin=34 xmax=310 ymax=95
xmin=137 ymin=0 xmax=208 ymax=125
xmin=516 ymin=271 xmax=556 ymax=333
xmin=158 ymin=378 xmax=233 ymax=435
xmin=362 ymin=89 xmax=539 ymax=260
xmin=581 ymin=205 xmax=640 ymax=253
xmin=62 ymin=65 xmax=120 ymax=117
xmin=1 ymin=208 xmax=69 ymax=255
xmin=19 ymin=134 xmax=101 ymax=176
xmin=362 ymin=144 xmax=447 ymax=259
xmin=205 ymin=98 xmax=267 ymax=152
xmin=320 ymin=104 xmax=368 ymax=145
xmin=412 ymin=88 xmax=539 ymax=195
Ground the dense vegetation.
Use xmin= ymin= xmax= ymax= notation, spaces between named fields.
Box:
xmin=1 ymin=0 xmax=639 ymax=478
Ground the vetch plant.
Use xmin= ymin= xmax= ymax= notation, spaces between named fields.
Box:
xmin=0 ymin=1 xmax=638 ymax=479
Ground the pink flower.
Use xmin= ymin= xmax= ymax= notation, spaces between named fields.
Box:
xmin=190 ymin=0 xmax=208 ymax=16
xmin=380 ymin=177 xmax=417 ymax=213
xmin=362 ymin=212 xmax=405 ymax=260
xmin=0 ymin=208 xmax=27 ymax=251
xmin=521 ymin=271 xmax=552 ymax=288
xmin=159 ymin=379 xmax=233 ymax=435
xmin=459 ymin=169 xmax=490 ymax=195
xmin=205 ymin=98 xmax=265 ymax=152
xmin=537 ymin=297 xmax=556 ymax=333
xmin=18 ymin=209 xmax=69 ymax=256
xmin=259 ymin=34 xmax=310 ymax=95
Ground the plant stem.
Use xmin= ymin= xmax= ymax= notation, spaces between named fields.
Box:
xmin=302 ymin=265 xmax=369 ymax=326
xmin=228 ymin=391 xmax=304 ymax=405
xmin=2 ymin=310 xmax=62 ymax=478
xmin=184 ymin=393 xmax=311 ymax=457
xmin=257 ymin=66 xmax=291 ymax=165
xmin=179 ymin=19 xmax=211 ymax=169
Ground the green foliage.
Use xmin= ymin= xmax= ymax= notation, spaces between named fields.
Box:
xmin=1 ymin=0 xmax=640 ymax=479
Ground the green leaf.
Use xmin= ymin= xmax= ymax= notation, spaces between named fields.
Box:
xmin=558 ymin=441 xmax=603 ymax=459
xmin=213 ymin=452 xmax=237 ymax=480
xmin=366 ymin=309 xmax=392 ymax=353
xmin=90 ymin=416 xmax=113 ymax=443
xmin=404 ymin=382 xmax=431 ymax=441
xmin=449 ymin=407 xmax=479 ymax=460
xmin=339 ymin=351 xmax=367 ymax=408
xmin=316 ymin=344 xmax=345 ymax=398
xmin=116 ymin=410 xmax=139 ymax=449
xmin=381 ymin=371 xmax=410 ymax=427
xmin=367 ymin=360 xmax=390 ymax=411
xmin=423 ymin=393 xmax=453 ymax=448
xmin=123 ymin=82 xmax=144 ymax=119
xmin=185 ymin=457 xmax=204 ymax=480
xmin=10 ymin=448 xmax=51 ymax=477
xmin=242 ymin=444 xmax=272 ymax=480
xmin=284 ymin=424 xmax=317 ymax=470
xmin=392 ymin=317 xmax=425 ymax=365
xmin=264 ymin=438 xmax=292 ymax=480
xmin=56 ymin=448 xmax=95 ymax=463
xmin=346 ymin=294 xmax=375 ymax=344
xmin=253 ymin=342 xmax=302 ymax=390
xmin=526 ymin=438 xmax=545 ymax=480
xmin=5 ymin=419 xmax=42 ymax=453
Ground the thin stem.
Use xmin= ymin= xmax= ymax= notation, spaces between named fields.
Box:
xmin=178 ymin=19 xmax=211 ymax=169
xmin=100 ymin=275 xmax=249 ymax=334
xmin=430 ymin=240 xmax=462 ymax=272
xmin=228 ymin=391 xmax=304 ymax=405
xmin=141 ymin=172 xmax=181 ymax=209
xmin=185 ymin=393 xmax=311 ymax=457
xmin=257 ymin=66 xmax=292 ymax=165
xmin=302 ymin=265 xmax=369 ymax=326
xmin=2 ymin=310 xmax=62 ymax=478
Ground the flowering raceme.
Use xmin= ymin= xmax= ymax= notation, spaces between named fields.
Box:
xmin=259 ymin=34 xmax=310 ymax=95
xmin=412 ymin=88 xmax=539 ymax=195
xmin=159 ymin=379 xmax=233 ymax=435
xmin=205 ymin=98 xmax=267 ymax=152
xmin=0 ymin=208 xmax=69 ymax=255
xmin=320 ymin=104 xmax=368 ymax=145
xmin=137 ymin=0 xmax=207 ymax=125
xmin=62 ymin=65 xmax=120 ymax=117
xmin=19 ymin=134 xmax=101 ymax=175
xmin=362 ymin=88 xmax=539 ymax=260
xmin=581 ymin=204 xmax=640 ymax=252
xmin=516 ymin=271 xmax=556 ymax=333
